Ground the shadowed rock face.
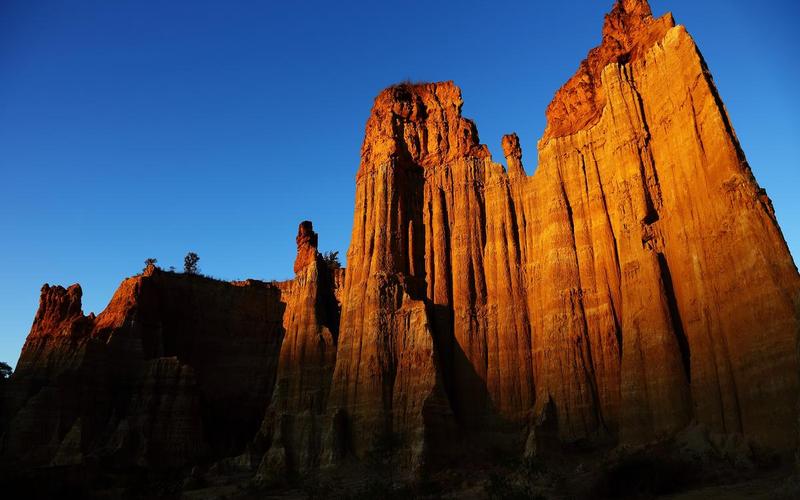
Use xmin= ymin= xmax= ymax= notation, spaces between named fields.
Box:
xmin=0 ymin=222 xmax=347 ymax=480
xmin=1 ymin=0 xmax=798 ymax=489
xmin=255 ymin=221 xmax=342 ymax=479
xmin=1 ymin=271 xmax=288 ymax=468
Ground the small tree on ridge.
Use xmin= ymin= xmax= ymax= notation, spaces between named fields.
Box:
xmin=184 ymin=252 xmax=200 ymax=275
xmin=0 ymin=361 xmax=12 ymax=380
xmin=322 ymin=250 xmax=341 ymax=270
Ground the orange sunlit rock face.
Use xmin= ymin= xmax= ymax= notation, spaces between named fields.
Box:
xmin=537 ymin=0 xmax=800 ymax=449
xmin=1 ymin=0 xmax=798 ymax=487
xmin=293 ymin=220 xmax=319 ymax=274
xmin=327 ymin=0 xmax=800 ymax=466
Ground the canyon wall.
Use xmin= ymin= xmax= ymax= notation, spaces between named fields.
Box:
xmin=0 ymin=269 xmax=288 ymax=468
xmin=0 ymin=222 xmax=345 ymax=479
xmin=1 ymin=0 xmax=798 ymax=486
xmin=327 ymin=0 xmax=800 ymax=465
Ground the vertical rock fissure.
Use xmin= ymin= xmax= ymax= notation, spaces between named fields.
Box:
xmin=560 ymin=166 xmax=603 ymax=434
xmin=655 ymin=252 xmax=691 ymax=383
xmin=688 ymin=92 xmax=706 ymax=157
xmin=434 ymin=186 xmax=458 ymax=421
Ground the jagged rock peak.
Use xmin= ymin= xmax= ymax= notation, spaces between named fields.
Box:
xmin=502 ymin=132 xmax=525 ymax=176
xmin=7 ymin=270 xmax=287 ymax=470
xmin=606 ymin=0 xmax=653 ymax=28
xmin=293 ymin=220 xmax=319 ymax=274
xmin=543 ymin=0 xmax=674 ymax=141
xmin=602 ymin=0 xmax=656 ymax=50
xmin=30 ymin=283 xmax=87 ymax=338
xmin=361 ymin=80 xmax=490 ymax=172
xmin=39 ymin=283 xmax=83 ymax=314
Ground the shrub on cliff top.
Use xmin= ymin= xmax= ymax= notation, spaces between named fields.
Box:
xmin=322 ymin=250 xmax=341 ymax=270
xmin=184 ymin=252 xmax=200 ymax=275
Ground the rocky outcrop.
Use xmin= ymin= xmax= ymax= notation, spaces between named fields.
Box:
xmin=543 ymin=0 xmax=676 ymax=142
xmin=293 ymin=220 xmax=320 ymax=274
xmin=326 ymin=0 xmax=800 ymax=465
xmin=256 ymin=221 xmax=341 ymax=479
xmin=0 ymin=270 xmax=287 ymax=469
xmin=326 ymin=82 xmax=469 ymax=470
xmin=534 ymin=0 xmax=800 ymax=449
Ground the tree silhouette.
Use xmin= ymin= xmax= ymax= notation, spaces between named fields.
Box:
xmin=0 ymin=361 xmax=12 ymax=380
xmin=143 ymin=258 xmax=157 ymax=271
xmin=184 ymin=252 xmax=200 ymax=275
xmin=322 ymin=250 xmax=341 ymax=270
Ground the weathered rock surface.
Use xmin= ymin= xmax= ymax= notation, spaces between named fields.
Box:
xmin=293 ymin=220 xmax=320 ymax=274
xmin=1 ymin=0 xmax=798 ymax=493
xmin=255 ymin=221 xmax=341 ymax=479
xmin=534 ymin=0 xmax=800 ymax=449
xmin=326 ymin=0 xmax=800 ymax=466
xmin=1 ymin=270 xmax=287 ymax=469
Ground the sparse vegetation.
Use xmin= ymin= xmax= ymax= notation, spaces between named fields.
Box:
xmin=322 ymin=250 xmax=341 ymax=270
xmin=0 ymin=361 xmax=12 ymax=379
xmin=184 ymin=252 xmax=200 ymax=275
xmin=143 ymin=257 xmax=158 ymax=271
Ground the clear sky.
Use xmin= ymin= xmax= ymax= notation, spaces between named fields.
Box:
xmin=1 ymin=1 xmax=798 ymax=368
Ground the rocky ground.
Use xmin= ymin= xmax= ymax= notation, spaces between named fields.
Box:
xmin=176 ymin=425 xmax=800 ymax=499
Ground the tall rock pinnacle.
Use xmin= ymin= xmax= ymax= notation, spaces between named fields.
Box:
xmin=293 ymin=220 xmax=319 ymax=274
xmin=329 ymin=0 xmax=800 ymax=463
xmin=536 ymin=0 xmax=799 ymax=447
xmin=256 ymin=221 xmax=342 ymax=479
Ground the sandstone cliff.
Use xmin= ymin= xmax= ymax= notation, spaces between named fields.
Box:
xmin=1 ymin=0 xmax=798 ymax=493
xmin=326 ymin=0 xmax=800 ymax=466
xmin=0 ymin=270 xmax=287 ymax=468
xmin=534 ymin=0 xmax=800 ymax=449
xmin=0 ymin=223 xmax=346 ymax=482
xmin=256 ymin=221 xmax=341 ymax=479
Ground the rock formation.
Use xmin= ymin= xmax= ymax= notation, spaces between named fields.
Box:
xmin=326 ymin=0 xmax=800 ymax=465
xmin=256 ymin=221 xmax=341 ymax=479
xmin=1 ymin=0 xmax=799 ymax=494
xmin=0 ymin=270 xmax=287 ymax=468
xmin=0 ymin=222 xmax=346 ymax=483
xmin=534 ymin=0 xmax=800 ymax=449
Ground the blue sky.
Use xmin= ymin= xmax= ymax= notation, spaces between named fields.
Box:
xmin=1 ymin=0 xmax=798 ymax=368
